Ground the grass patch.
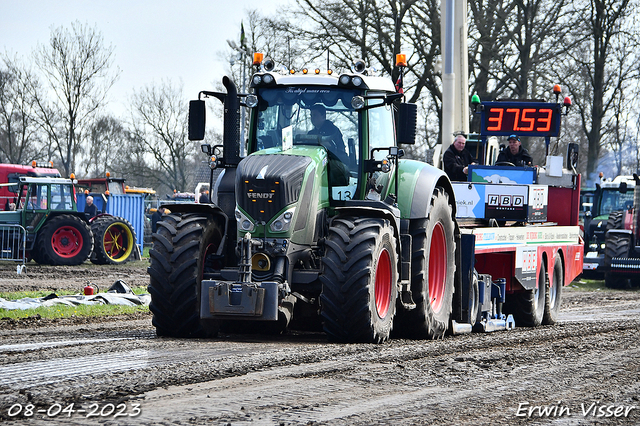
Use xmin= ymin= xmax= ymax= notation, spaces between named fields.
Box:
xmin=568 ymin=278 xmax=607 ymax=291
xmin=0 ymin=286 xmax=150 ymax=320
xmin=0 ymin=304 xmax=149 ymax=320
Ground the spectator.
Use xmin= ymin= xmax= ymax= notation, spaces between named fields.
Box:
xmin=443 ymin=134 xmax=476 ymax=181
xmin=151 ymin=207 xmax=166 ymax=233
xmin=84 ymin=195 xmax=98 ymax=219
xmin=496 ymin=135 xmax=533 ymax=166
xmin=198 ymin=189 xmax=209 ymax=203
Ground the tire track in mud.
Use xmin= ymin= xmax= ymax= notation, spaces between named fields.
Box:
xmin=0 ymin=290 xmax=639 ymax=425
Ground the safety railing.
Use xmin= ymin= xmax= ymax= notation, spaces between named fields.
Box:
xmin=0 ymin=224 xmax=27 ymax=274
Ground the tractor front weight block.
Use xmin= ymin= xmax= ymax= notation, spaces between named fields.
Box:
xmin=200 ymin=280 xmax=279 ymax=321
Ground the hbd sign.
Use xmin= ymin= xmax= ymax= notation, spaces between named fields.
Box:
xmin=488 ymin=194 xmax=525 ymax=208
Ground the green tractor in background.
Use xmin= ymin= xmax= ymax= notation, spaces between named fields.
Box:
xmin=0 ymin=176 xmax=137 ymax=266
xmin=148 ymin=56 xmax=460 ymax=343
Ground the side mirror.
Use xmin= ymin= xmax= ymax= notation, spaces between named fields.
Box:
xmin=396 ymin=103 xmax=417 ymax=145
xmin=189 ymin=100 xmax=206 ymax=141
xmin=201 ymin=144 xmax=212 ymax=155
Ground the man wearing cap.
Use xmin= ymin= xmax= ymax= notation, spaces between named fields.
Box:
xmin=496 ymin=134 xmax=533 ymax=166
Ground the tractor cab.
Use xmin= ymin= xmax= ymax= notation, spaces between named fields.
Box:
xmin=246 ymin=61 xmax=415 ymax=205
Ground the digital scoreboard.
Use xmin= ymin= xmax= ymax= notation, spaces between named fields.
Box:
xmin=480 ymin=102 xmax=562 ymax=137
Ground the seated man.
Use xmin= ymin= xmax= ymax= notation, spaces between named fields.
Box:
xmin=308 ymin=104 xmax=349 ymax=185
xmin=443 ymin=134 xmax=476 ymax=181
xmin=84 ymin=195 xmax=98 ymax=219
xmin=496 ymin=134 xmax=533 ymax=166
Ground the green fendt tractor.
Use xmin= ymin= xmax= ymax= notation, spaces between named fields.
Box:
xmin=0 ymin=176 xmax=136 ymax=266
xmin=149 ymin=56 xmax=458 ymax=343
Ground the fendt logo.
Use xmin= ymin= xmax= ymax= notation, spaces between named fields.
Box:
xmin=488 ymin=194 xmax=525 ymax=208
xmin=247 ymin=192 xmax=275 ymax=199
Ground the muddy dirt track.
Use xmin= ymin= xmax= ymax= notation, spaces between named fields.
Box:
xmin=1 ymin=262 xmax=639 ymax=425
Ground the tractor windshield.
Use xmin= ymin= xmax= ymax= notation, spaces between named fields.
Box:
xmin=598 ymin=188 xmax=634 ymax=216
xmin=252 ymin=87 xmax=360 ymax=173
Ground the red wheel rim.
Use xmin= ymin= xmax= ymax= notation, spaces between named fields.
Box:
xmin=429 ymin=222 xmax=447 ymax=313
xmin=51 ymin=226 xmax=83 ymax=258
xmin=104 ymin=225 xmax=125 ymax=257
xmin=375 ymin=248 xmax=392 ymax=318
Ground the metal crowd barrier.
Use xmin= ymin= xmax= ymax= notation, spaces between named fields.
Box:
xmin=0 ymin=224 xmax=27 ymax=274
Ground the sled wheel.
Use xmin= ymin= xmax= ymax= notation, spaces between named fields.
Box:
xmin=91 ymin=216 xmax=137 ymax=264
xmin=399 ymin=187 xmax=456 ymax=339
xmin=148 ymin=212 xmax=223 ymax=338
xmin=507 ymin=261 xmax=546 ymax=327
xmin=320 ymin=217 xmax=398 ymax=343
xmin=543 ymin=254 xmax=563 ymax=325
xmin=36 ymin=215 xmax=93 ymax=266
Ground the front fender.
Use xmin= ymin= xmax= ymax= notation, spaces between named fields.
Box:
xmin=394 ymin=159 xmax=455 ymax=219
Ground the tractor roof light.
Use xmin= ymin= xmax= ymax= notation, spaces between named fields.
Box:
xmin=253 ymin=52 xmax=264 ymax=66
xmin=353 ymin=59 xmax=366 ymax=74
xmin=263 ymin=74 xmax=274 ymax=84
xmin=396 ymin=53 xmax=407 ymax=67
xmin=263 ymin=57 xmax=275 ymax=72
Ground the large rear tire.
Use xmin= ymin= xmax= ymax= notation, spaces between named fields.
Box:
xmin=607 ymin=210 xmax=623 ymax=230
xmin=90 ymin=216 xmax=137 ymax=265
xmin=320 ymin=217 xmax=398 ymax=343
xmin=35 ymin=215 xmax=93 ymax=266
xmin=543 ymin=255 xmax=563 ymax=325
xmin=399 ymin=187 xmax=456 ymax=339
xmin=506 ymin=262 xmax=546 ymax=327
xmin=604 ymin=232 xmax=631 ymax=289
xmin=148 ymin=212 xmax=223 ymax=337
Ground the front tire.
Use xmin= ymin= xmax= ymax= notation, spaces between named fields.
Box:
xmin=604 ymin=233 xmax=631 ymax=289
xmin=148 ymin=213 xmax=223 ymax=337
xmin=35 ymin=215 xmax=93 ymax=266
xmin=320 ymin=217 xmax=398 ymax=343
xmin=399 ymin=187 xmax=456 ymax=339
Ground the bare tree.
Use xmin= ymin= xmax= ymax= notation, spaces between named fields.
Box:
xmin=31 ymin=21 xmax=120 ymax=176
xmin=557 ymin=0 xmax=639 ymax=181
xmin=129 ymin=79 xmax=198 ymax=193
xmin=83 ymin=115 xmax=126 ymax=178
xmin=0 ymin=57 xmax=46 ymax=164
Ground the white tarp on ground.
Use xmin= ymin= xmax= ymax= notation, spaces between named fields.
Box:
xmin=0 ymin=281 xmax=150 ymax=310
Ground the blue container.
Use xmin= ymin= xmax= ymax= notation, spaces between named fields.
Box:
xmin=77 ymin=193 xmax=146 ymax=251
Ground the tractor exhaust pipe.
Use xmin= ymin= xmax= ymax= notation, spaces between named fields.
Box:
xmin=222 ymin=76 xmax=241 ymax=166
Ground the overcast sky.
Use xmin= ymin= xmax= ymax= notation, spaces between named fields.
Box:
xmin=1 ymin=0 xmax=288 ymax=116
